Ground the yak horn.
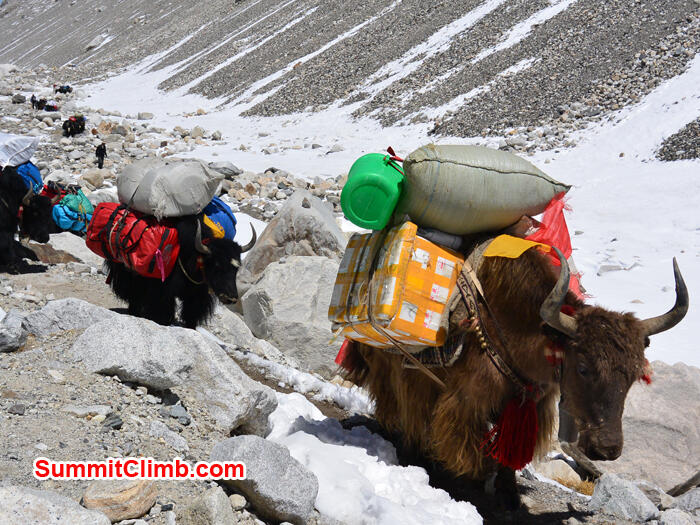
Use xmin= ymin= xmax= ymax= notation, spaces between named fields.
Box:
xmin=22 ymin=187 xmax=34 ymax=206
xmin=240 ymin=225 xmax=257 ymax=253
xmin=540 ymin=247 xmax=578 ymax=338
xmin=195 ymin=221 xmax=211 ymax=255
xmin=640 ymin=258 xmax=689 ymax=337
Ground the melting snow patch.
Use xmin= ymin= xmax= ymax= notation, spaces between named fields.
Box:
xmin=268 ymin=392 xmax=483 ymax=525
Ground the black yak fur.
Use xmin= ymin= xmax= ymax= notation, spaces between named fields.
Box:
xmin=0 ymin=168 xmax=52 ymax=273
xmin=105 ymin=215 xmax=244 ymax=328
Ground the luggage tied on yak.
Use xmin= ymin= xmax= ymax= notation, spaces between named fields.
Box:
xmin=331 ymin=144 xmax=580 ymax=470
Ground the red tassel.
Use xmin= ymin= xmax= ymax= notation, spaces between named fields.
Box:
xmin=640 ymin=359 xmax=653 ymax=384
xmin=481 ymin=392 xmax=539 ymax=470
xmin=335 ymin=339 xmax=357 ymax=372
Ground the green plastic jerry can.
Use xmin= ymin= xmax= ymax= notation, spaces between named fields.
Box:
xmin=341 ymin=153 xmax=404 ymax=230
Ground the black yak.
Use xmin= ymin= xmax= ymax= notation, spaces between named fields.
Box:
xmin=0 ymin=167 xmax=52 ymax=272
xmin=343 ymin=245 xmax=688 ymax=509
xmin=104 ymin=215 xmax=256 ymax=328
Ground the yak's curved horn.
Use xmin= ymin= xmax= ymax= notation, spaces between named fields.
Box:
xmin=240 ymin=225 xmax=257 ymax=253
xmin=22 ymin=187 xmax=34 ymax=206
xmin=539 ymin=247 xmax=578 ymax=338
xmin=195 ymin=220 xmax=211 ymax=255
xmin=640 ymin=258 xmax=689 ymax=337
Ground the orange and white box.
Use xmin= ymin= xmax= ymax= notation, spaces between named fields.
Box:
xmin=328 ymin=221 xmax=464 ymax=348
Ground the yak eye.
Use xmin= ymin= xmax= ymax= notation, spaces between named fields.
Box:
xmin=577 ymin=364 xmax=589 ymax=377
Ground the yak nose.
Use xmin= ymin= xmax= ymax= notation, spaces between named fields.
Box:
xmin=580 ymin=437 xmax=622 ymax=461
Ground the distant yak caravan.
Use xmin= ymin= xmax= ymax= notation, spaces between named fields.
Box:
xmin=332 ymin=145 xmax=689 ymax=508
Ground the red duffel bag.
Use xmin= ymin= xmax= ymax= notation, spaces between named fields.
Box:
xmin=86 ymin=202 xmax=180 ymax=281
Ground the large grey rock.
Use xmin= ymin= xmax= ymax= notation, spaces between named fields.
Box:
xmin=208 ymin=161 xmax=242 ymax=179
xmin=210 ymin=436 xmax=318 ymax=524
xmin=49 ymin=232 xmax=105 ymax=267
xmin=11 ymin=93 xmax=26 ymax=104
xmin=593 ymin=362 xmax=700 ymax=491
xmin=177 ymin=486 xmax=237 ymax=525
xmin=0 ymin=309 xmax=27 ymax=352
xmin=635 ymin=480 xmax=675 ymax=510
xmin=241 ymin=256 xmax=341 ymax=378
xmin=22 ymin=298 xmax=118 ymax=337
xmin=237 ymin=190 xmax=346 ymax=296
xmin=206 ymin=305 xmax=300 ymax=368
xmin=674 ymin=487 xmax=700 ymax=513
xmin=658 ymin=509 xmax=696 ymax=525
xmin=69 ymin=315 xmax=276 ymax=435
xmin=0 ymin=485 xmax=111 ymax=524
xmin=589 ymin=474 xmax=659 ymax=522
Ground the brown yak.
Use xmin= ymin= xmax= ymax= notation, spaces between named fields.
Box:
xmin=342 ymin=244 xmax=688 ymax=508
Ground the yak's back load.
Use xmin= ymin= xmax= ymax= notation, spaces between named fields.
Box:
xmin=0 ymin=133 xmax=40 ymax=167
xmin=398 ymin=144 xmax=570 ymax=235
xmin=117 ymin=158 xmax=223 ymax=220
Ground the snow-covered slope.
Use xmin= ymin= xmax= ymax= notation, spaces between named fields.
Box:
xmin=1 ymin=0 xmax=697 ymax=138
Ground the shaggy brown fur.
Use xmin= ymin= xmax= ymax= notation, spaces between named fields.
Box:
xmin=345 ymin=247 xmax=649 ymax=485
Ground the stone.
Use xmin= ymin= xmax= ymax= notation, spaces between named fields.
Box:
xmin=49 ymin=232 xmax=105 ymax=267
xmin=11 ymin=93 xmax=26 ymax=104
xmin=177 ymin=486 xmax=237 ymax=525
xmin=657 ymin=509 xmax=696 ymax=525
xmin=229 ymin=494 xmax=247 ymax=511
xmin=208 ymin=161 xmax=242 ymax=179
xmin=0 ymin=485 xmax=110 ymax=524
xmin=149 ymin=421 xmax=188 ymax=452
xmin=85 ymin=35 xmax=105 ymax=52
xmin=8 ymin=403 xmax=26 ymax=415
xmin=0 ymin=309 xmax=27 ymax=352
xmin=636 ymin=480 xmax=675 ymax=509
xmin=533 ymin=459 xmax=582 ymax=487
xmin=237 ymin=190 xmax=346 ymax=297
xmin=206 ymin=305 xmax=299 ymax=368
xmin=69 ymin=316 xmax=276 ymax=435
xmin=81 ymin=168 xmax=108 ymax=188
xmin=22 ymin=298 xmax=118 ymax=337
xmin=68 ymin=149 xmax=85 ymax=160
xmin=62 ymin=404 xmax=112 ymax=418
xmin=212 ymin=130 xmax=222 ymax=140
xmin=242 ymin=256 xmax=341 ymax=377
xmin=82 ymin=480 xmax=157 ymax=522
xmin=593 ymin=362 xmax=700 ymax=491
xmin=589 ymin=474 xmax=659 ymax=522
xmin=190 ymin=126 xmax=205 ymax=139
xmin=210 ymin=436 xmax=318 ymax=524
xmin=674 ymin=487 xmax=700 ymax=513
xmin=137 ymin=112 xmax=154 ymax=120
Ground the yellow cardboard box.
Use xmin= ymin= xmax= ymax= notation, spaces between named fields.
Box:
xmin=328 ymin=222 xmax=464 ymax=348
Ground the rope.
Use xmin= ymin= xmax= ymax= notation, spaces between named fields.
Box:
xmin=177 ymin=257 xmax=205 ymax=285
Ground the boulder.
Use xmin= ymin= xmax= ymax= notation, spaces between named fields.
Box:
xmin=533 ymin=459 xmax=581 ymax=487
xmin=593 ymin=362 xmax=700 ymax=491
xmin=137 ymin=112 xmax=154 ymax=120
xmin=69 ymin=315 xmax=276 ymax=435
xmin=0 ymin=485 xmax=110 ymax=524
xmin=674 ymin=487 xmax=700 ymax=513
xmin=177 ymin=486 xmax=237 ymax=525
xmin=658 ymin=508 xmax=696 ymax=525
xmin=11 ymin=93 xmax=26 ymax=104
xmin=208 ymin=161 xmax=242 ymax=179
xmin=206 ymin=305 xmax=300 ymax=368
xmin=22 ymin=298 xmax=118 ymax=338
xmin=589 ymin=474 xmax=659 ymax=522
xmin=82 ymin=480 xmax=157 ymax=522
xmin=81 ymin=168 xmax=108 ymax=188
xmin=0 ymin=310 xmax=27 ymax=353
xmin=0 ymin=64 xmax=18 ymax=77
xmin=241 ymin=256 xmax=341 ymax=378
xmin=210 ymin=436 xmax=318 ymax=524
xmin=49 ymin=232 xmax=105 ymax=267
xmin=237 ymin=190 xmax=347 ymax=296
xmin=85 ymin=35 xmax=105 ymax=52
